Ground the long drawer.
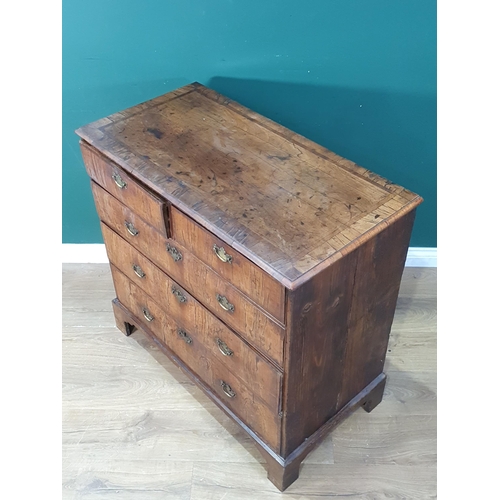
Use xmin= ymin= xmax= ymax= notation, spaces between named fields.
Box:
xmin=103 ymin=222 xmax=282 ymax=410
xmin=92 ymin=180 xmax=285 ymax=366
xmin=111 ymin=265 xmax=282 ymax=453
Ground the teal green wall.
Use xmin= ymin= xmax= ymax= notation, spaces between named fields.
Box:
xmin=63 ymin=1 xmax=436 ymax=247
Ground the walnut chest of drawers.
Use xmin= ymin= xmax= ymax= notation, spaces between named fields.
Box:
xmin=76 ymin=82 xmax=423 ymax=491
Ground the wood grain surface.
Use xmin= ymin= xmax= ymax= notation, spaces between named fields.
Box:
xmin=81 ymin=142 xmax=170 ymax=237
xmin=91 ymin=182 xmax=286 ymax=361
xmin=171 ymin=205 xmax=285 ymax=322
xmin=280 ymin=209 xmax=415 ymax=457
xmin=110 ymin=263 xmax=282 ymax=416
xmin=62 ymin=264 xmax=436 ymax=499
xmin=76 ymin=83 xmax=423 ymax=286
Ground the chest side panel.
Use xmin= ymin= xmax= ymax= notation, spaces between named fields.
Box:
xmin=281 ymin=209 xmax=417 ymax=457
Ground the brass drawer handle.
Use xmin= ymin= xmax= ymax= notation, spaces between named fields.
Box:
xmin=132 ymin=264 xmax=146 ymax=278
xmin=216 ymin=338 xmax=233 ymax=357
xmin=166 ymin=243 xmax=182 ymax=262
xmin=177 ymin=328 xmax=193 ymax=345
xmin=142 ymin=307 xmax=154 ymax=322
xmin=125 ymin=221 xmax=139 ymax=236
xmin=112 ymin=172 xmax=127 ymax=189
xmin=172 ymin=286 xmax=187 ymax=303
xmin=213 ymin=244 xmax=232 ymax=264
xmin=220 ymin=380 xmax=236 ymax=398
xmin=216 ymin=294 xmax=234 ymax=313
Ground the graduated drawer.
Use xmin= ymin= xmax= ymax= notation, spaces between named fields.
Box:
xmin=93 ymin=181 xmax=285 ymax=366
xmin=81 ymin=142 xmax=169 ymax=236
xmin=103 ymin=223 xmax=282 ymax=410
xmin=111 ymin=266 xmax=282 ymax=453
xmin=170 ymin=207 xmax=285 ymax=324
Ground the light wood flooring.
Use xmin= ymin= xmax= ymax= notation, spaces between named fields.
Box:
xmin=62 ymin=264 xmax=437 ymax=499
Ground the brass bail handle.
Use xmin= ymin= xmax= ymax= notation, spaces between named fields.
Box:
xmin=216 ymin=338 xmax=233 ymax=356
xmin=142 ymin=307 xmax=154 ymax=322
xmin=220 ymin=380 xmax=236 ymax=398
xmin=112 ymin=172 xmax=127 ymax=189
xmin=216 ymin=294 xmax=235 ymax=313
xmin=125 ymin=221 xmax=139 ymax=236
xmin=213 ymin=244 xmax=232 ymax=264
xmin=132 ymin=264 xmax=146 ymax=278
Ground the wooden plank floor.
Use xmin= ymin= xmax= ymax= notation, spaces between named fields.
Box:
xmin=62 ymin=264 xmax=437 ymax=499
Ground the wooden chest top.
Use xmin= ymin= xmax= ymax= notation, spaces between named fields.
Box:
xmin=76 ymin=82 xmax=422 ymax=287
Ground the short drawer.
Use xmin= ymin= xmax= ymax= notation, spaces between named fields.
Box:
xmin=111 ymin=266 xmax=282 ymax=453
xmin=171 ymin=207 xmax=285 ymax=324
xmin=93 ymin=180 xmax=285 ymax=366
xmin=81 ymin=142 xmax=169 ymax=236
xmin=104 ymin=226 xmax=282 ymax=410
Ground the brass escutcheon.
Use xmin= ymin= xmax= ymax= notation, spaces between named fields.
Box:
xmin=216 ymin=294 xmax=235 ymax=313
xmin=112 ymin=172 xmax=127 ymax=189
xmin=213 ymin=244 xmax=233 ymax=264
xmin=166 ymin=243 xmax=182 ymax=262
xmin=177 ymin=328 xmax=193 ymax=344
xmin=172 ymin=287 xmax=187 ymax=303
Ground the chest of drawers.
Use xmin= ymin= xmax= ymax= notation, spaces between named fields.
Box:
xmin=76 ymin=82 xmax=423 ymax=491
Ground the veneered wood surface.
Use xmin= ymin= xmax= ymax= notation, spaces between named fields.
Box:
xmin=171 ymin=206 xmax=285 ymax=323
xmin=76 ymin=82 xmax=423 ymax=286
xmin=111 ymin=298 xmax=282 ymax=462
xmin=111 ymin=266 xmax=282 ymax=453
xmin=336 ymin=210 xmax=416 ymax=409
xmin=91 ymin=181 xmax=285 ymax=365
xmin=156 ymin=235 xmax=286 ymax=354
xmin=81 ymin=141 xmax=169 ymax=237
xmin=281 ymin=209 xmax=416 ymax=456
xmin=75 ymin=81 xmax=426 ymax=491
xmin=104 ymin=226 xmax=282 ymax=411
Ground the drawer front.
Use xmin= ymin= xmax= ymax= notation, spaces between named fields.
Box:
xmin=159 ymin=238 xmax=285 ymax=367
xmin=93 ymin=181 xmax=285 ymax=366
xmin=104 ymin=224 xmax=282 ymax=410
xmin=146 ymin=240 xmax=285 ymax=366
xmin=111 ymin=265 xmax=281 ymax=453
xmin=171 ymin=207 xmax=285 ymax=324
xmin=81 ymin=142 xmax=169 ymax=236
